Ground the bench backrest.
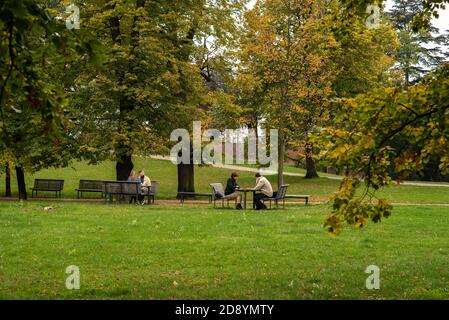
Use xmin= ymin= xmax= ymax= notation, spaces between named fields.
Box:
xmin=210 ymin=183 xmax=224 ymax=195
xmin=104 ymin=181 xmax=140 ymax=195
xmin=275 ymin=184 xmax=289 ymax=200
xmin=149 ymin=181 xmax=159 ymax=194
xmin=34 ymin=179 xmax=64 ymax=190
xmin=79 ymin=180 xmax=105 ymax=191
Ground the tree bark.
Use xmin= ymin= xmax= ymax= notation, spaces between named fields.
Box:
xmin=304 ymin=142 xmax=319 ymax=179
xmin=15 ymin=166 xmax=27 ymax=200
xmin=5 ymin=164 xmax=11 ymax=197
xmin=277 ymin=135 xmax=285 ymax=188
xmin=177 ymin=163 xmax=195 ymax=197
xmin=116 ymin=155 xmax=134 ymax=181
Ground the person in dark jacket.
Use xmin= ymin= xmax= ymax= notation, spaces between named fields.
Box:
xmin=225 ymin=172 xmax=243 ymax=210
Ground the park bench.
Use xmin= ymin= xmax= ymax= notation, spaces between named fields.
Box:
xmin=104 ymin=180 xmax=158 ymax=204
xmin=104 ymin=181 xmax=140 ymax=203
xmin=76 ymin=180 xmax=105 ymax=199
xmin=31 ymin=179 xmax=64 ymax=198
xmin=177 ymin=192 xmax=213 ymax=204
xmin=146 ymin=181 xmax=159 ymax=204
xmin=262 ymin=184 xmax=289 ymax=209
xmin=284 ymin=194 xmax=310 ymax=205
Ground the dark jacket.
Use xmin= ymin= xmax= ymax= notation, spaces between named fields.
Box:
xmin=225 ymin=178 xmax=239 ymax=196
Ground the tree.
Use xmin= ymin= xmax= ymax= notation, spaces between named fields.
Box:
xmin=319 ymin=64 xmax=449 ymax=235
xmin=238 ymin=0 xmax=343 ymax=184
xmin=387 ymin=0 xmax=449 ymax=86
xmin=0 ymin=0 xmax=97 ymax=199
xmin=314 ymin=0 xmax=449 ymax=234
xmin=67 ymin=0 xmax=247 ymax=195
xmin=65 ymin=0 xmax=203 ymax=181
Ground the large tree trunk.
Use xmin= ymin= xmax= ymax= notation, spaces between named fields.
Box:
xmin=5 ymin=164 xmax=11 ymax=197
xmin=116 ymin=155 xmax=134 ymax=181
xmin=177 ymin=163 xmax=195 ymax=198
xmin=112 ymin=0 xmax=145 ymax=183
xmin=15 ymin=166 xmax=27 ymax=200
xmin=304 ymin=142 xmax=319 ymax=179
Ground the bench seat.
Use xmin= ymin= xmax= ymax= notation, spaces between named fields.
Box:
xmin=178 ymin=192 xmax=212 ymax=203
xmin=284 ymin=195 xmax=310 ymax=205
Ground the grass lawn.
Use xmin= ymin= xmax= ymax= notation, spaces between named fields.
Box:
xmin=1 ymin=157 xmax=449 ymax=204
xmin=0 ymin=202 xmax=448 ymax=300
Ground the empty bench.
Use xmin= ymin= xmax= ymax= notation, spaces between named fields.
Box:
xmin=31 ymin=179 xmax=64 ymax=198
xmin=76 ymin=180 xmax=105 ymax=199
xmin=178 ymin=192 xmax=212 ymax=204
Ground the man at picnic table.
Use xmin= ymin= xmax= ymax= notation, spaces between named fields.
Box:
xmin=225 ymin=172 xmax=243 ymax=210
xmin=253 ymin=172 xmax=274 ymax=210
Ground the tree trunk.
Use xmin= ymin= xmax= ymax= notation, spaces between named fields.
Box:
xmin=15 ymin=166 xmax=27 ymax=200
xmin=277 ymin=135 xmax=285 ymax=188
xmin=304 ymin=142 xmax=319 ymax=179
xmin=116 ymin=155 xmax=134 ymax=181
xmin=5 ymin=164 xmax=11 ymax=197
xmin=177 ymin=163 xmax=195 ymax=198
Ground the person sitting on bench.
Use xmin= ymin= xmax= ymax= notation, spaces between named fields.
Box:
xmin=225 ymin=172 xmax=243 ymax=210
xmin=128 ymin=170 xmax=139 ymax=203
xmin=253 ymin=173 xmax=274 ymax=210
xmin=138 ymin=169 xmax=152 ymax=204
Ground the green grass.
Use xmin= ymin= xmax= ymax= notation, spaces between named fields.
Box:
xmin=2 ymin=157 xmax=449 ymax=204
xmin=0 ymin=202 xmax=448 ymax=299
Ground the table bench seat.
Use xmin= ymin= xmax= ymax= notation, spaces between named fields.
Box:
xmin=284 ymin=195 xmax=310 ymax=205
xmin=178 ymin=192 xmax=212 ymax=203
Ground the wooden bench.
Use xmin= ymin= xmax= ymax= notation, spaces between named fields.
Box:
xmin=145 ymin=181 xmax=159 ymax=204
xmin=31 ymin=179 xmax=64 ymax=198
xmin=104 ymin=181 xmax=157 ymax=204
xmin=104 ymin=181 xmax=140 ymax=203
xmin=284 ymin=194 xmax=310 ymax=205
xmin=76 ymin=180 xmax=105 ymax=199
xmin=178 ymin=192 xmax=212 ymax=204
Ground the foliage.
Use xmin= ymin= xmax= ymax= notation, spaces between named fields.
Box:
xmin=0 ymin=0 xmax=99 ymax=172
xmin=387 ymin=0 xmax=449 ymax=86
xmin=319 ymin=64 xmax=449 ymax=235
